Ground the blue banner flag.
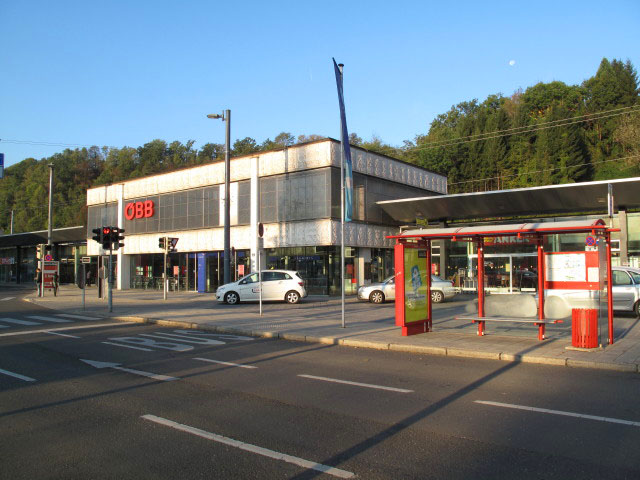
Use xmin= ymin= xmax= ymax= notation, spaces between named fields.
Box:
xmin=333 ymin=58 xmax=353 ymax=222
xmin=0 ymin=153 xmax=4 ymax=180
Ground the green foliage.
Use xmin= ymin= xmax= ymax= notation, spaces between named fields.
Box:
xmin=403 ymin=57 xmax=639 ymax=192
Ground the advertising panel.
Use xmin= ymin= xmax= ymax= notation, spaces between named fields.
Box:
xmin=403 ymin=248 xmax=429 ymax=323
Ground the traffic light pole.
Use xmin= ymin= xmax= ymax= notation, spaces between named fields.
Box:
xmin=163 ymin=237 xmax=168 ymax=301
xmin=108 ymin=246 xmax=113 ymax=312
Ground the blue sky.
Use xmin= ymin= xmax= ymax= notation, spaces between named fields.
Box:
xmin=1 ymin=0 xmax=639 ymax=167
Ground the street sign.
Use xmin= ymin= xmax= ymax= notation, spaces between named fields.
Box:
xmin=44 ymin=254 xmax=53 ymax=261
xmin=168 ymin=237 xmax=179 ymax=251
xmin=82 ymin=256 xmax=91 ymax=264
xmin=585 ymin=236 xmax=596 ymax=246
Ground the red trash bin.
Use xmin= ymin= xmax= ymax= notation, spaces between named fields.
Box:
xmin=571 ymin=308 xmax=598 ymax=348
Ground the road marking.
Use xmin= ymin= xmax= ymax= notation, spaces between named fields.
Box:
xmin=141 ymin=414 xmax=355 ymax=479
xmin=298 ymin=374 xmax=414 ymax=393
xmin=194 ymin=357 xmax=257 ymax=369
xmin=56 ymin=314 xmax=101 ymax=321
xmin=27 ymin=315 xmax=72 ymax=323
xmin=45 ymin=331 xmax=80 ymax=338
xmin=0 ymin=317 xmax=40 ymax=326
xmin=475 ymin=401 xmax=640 ymax=427
xmin=81 ymin=359 xmax=179 ymax=381
xmin=0 ymin=324 xmax=7 ymax=329
xmin=0 ymin=322 xmax=129 ymax=337
xmin=0 ymin=368 xmax=36 ymax=382
xmin=141 ymin=332 xmax=225 ymax=345
xmin=102 ymin=341 xmax=153 ymax=352
xmin=0 ymin=297 xmax=15 ymax=302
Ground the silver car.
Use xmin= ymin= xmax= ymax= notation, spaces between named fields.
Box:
xmin=357 ymin=275 xmax=458 ymax=304
xmin=612 ymin=267 xmax=640 ymax=316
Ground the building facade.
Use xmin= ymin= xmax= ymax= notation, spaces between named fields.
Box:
xmin=86 ymin=139 xmax=446 ymax=295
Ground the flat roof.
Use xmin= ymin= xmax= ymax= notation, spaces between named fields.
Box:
xmin=0 ymin=226 xmax=85 ymax=248
xmin=378 ymin=176 xmax=640 ymax=223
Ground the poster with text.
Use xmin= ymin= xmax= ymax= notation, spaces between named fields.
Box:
xmin=404 ymin=248 xmax=429 ymax=323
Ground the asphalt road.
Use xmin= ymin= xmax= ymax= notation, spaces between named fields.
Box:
xmin=2 ymin=291 xmax=640 ymax=479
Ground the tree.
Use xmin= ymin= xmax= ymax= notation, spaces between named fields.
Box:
xmin=232 ymin=137 xmax=260 ymax=156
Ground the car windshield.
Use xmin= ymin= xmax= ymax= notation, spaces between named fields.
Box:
xmin=629 ymin=270 xmax=640 ymax=284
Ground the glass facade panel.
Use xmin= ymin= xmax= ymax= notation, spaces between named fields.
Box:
xmin=87 ymin=203 xmax=118 ymax=235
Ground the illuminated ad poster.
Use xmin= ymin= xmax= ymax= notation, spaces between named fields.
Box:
xmin=404 ymin=248 xmax=429 ymax=323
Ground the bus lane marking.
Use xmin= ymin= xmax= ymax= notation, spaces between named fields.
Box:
xmin=0 ymin=368 xmax=36 ymax=382
xmin=141 ymin=415 xmax=355 ymax=478
xmin=194 ymin=357 xmax=257 ymax=369
xmin=45 ymin=331 xmax=81 ymax=338
xmin=298 ymin=374 xmax=413 ymax=393
xmin=81 ymin=359 xmax=178 ymax=381
xmin=475 ymin=400 xmax=640 ymax=427
xmin=102 ymin=341 xmax=152 ymax=351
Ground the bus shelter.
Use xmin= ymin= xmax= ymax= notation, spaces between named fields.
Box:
xmin=388 ymin=219 xmax=618 ymax=344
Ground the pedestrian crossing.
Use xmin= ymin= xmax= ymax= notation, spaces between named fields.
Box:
xmin=0 ymin=314 xmax=100 ymax=329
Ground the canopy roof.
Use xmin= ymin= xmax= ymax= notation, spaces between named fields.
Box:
xmin=0 ymin=226 xmax=85 ymax=248
xmin=379 ymin=176 xmax=640 ymax=223
xmin=390 ymin=219 xmax=609 ymax=241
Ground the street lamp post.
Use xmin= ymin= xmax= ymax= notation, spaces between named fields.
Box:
xmin=207 ymin=110 xmax=231 ymax=284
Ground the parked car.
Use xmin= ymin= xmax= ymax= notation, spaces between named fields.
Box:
xmin=539 ymin=266 xmax=640 ymax=318
xmin=216 ymin=270 xmax=307 ymax=305
xmin=612 ymin=266 xmax=640 ymax=316
xmin=357 ymin=275 xmax=458 ymax=304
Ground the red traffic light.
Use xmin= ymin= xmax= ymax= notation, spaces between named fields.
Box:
xmin=103 ymin=227 xmax=112 ymax=235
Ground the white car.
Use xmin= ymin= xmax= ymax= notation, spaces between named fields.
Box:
xmin=357 ymin=275 xmax=458 ymax=304
xmin=216 ymin=270 xmax=307 ymax=305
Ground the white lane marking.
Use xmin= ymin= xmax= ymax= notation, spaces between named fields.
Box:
xmin=194 ymin=357 xmax=257 ymax=369
xmin=475 ymin=401 xmax=640 ymax=427
xmin=45 ymin=331 xmax=80 ymax=339
xmin=0 ymin=297 xmax=16 ymax=302
xmin=56 ymin=314 xmax=101 ymax=321
xmin=0 ymin=322 xmax=129 ymax=337
xmin=27 ymin=315 xmax=72 ymax=323
xmin=0 ymin=317 xmax=40 ymax=326
xmin=141 ymin=415 xmax=355 ymax=479
xmin=81 ymin=359 xmax=178 ymax=381
xmin=298 ymin=374 xmax=413 ymax=393
xmin=140 ymin=332 xmax=225 ymax=345
xmin=102 ymin=341 xmax=152 ymax=352
xmin=0 ymin=324 xmax=7 ymax=329
xmin=0 ymin=368 xmax=36 ymax=382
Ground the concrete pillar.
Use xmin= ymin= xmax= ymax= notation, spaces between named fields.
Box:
xmin=358 ymin=247 xmax=371 ymax=286
xmin=438 ymin=239 xmax=448 ymax=279
xmin=116 ymin=184 xmax=130 ymax=290
xmin=249 ymin=156 xmax=264 ymax=273
xmin=619 ymin=210 xmax=628 ymax=266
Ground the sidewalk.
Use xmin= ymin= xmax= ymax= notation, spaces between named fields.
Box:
xmin=25 ymin=285 xmax=640 ymax=373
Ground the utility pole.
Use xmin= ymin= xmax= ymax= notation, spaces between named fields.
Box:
xmin=207 ymin=110 xmax=231 ymax=284
xmin=47 ymin=163 xmax=54 ymax=256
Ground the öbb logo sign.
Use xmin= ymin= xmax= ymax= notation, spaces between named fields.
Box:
xmin=125 ymin=200 xmax=154 ymax=220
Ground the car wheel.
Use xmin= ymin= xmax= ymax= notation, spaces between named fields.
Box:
xmin=369 ymin=291 xmax=385 ymax=304
xmin=285 ymin=290 xmax=300 ymax=304
xmin=635 ymin=301 xmax=640 ymax=318
xmin=431 ymin=290 xmax=444 ymax=303
xmin=225 ymin=291 xmax=239 ymax=305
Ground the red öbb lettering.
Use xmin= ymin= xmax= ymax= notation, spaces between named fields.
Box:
xmin=124 ymin=200 xmax=155 ymax=220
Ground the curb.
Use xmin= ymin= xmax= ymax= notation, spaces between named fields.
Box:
xmin=101 ymin=315 xmax=639 ymax=374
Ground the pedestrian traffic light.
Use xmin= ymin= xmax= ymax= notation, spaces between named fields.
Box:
xmin=102 ymin=226 xmax=112 ymax=250
xmin=92 ymin=227 xmax=102 ymax=244
xmin=159 ymin=237 xmax=166 ymax=251
xmin=111 ymin=227 xmax=125 ymax=250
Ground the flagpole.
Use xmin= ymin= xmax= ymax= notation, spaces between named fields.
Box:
xmin=338 ymin=63 xmax=346 ymax=328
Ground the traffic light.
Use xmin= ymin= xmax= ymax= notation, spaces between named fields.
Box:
xmin=102 ymin=226 xmax=112 ymax=250
xmin=111 ymin=227 xmax=125 ymax=250
xmin=92 ymin=227 xmax=102 ymax=244
xmin=159 ymin=237 xmax=166 ymax=251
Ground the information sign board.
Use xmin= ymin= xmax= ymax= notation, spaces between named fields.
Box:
xmin=42 ymin=261 xmax=59 ymax=289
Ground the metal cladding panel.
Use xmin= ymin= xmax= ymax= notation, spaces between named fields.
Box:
xmin=378 ymin=177 xmax=640 ymax=223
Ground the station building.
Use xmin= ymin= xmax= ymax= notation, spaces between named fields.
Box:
xmin=86 ymin=138 xmax=447 ymax=295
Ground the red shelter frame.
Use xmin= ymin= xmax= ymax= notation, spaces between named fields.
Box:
xmin=388 ymin=220 xmax=618 ymax=344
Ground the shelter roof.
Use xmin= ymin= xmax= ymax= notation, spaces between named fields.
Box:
xmin=378 ymin=176 xmax=640 ymax=223
xmin=391 ymin=219 xmax=609 ymax=241
xmin=0 ymin=226 xmax=85 ymax=248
